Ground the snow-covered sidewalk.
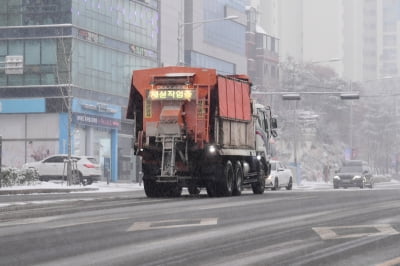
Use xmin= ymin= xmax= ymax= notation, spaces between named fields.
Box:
xmin=0 ymin=180 xmax=144 ymax=195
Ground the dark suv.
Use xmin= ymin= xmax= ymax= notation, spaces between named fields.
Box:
xmin=333 ymin=160 xmax=374 ymax=189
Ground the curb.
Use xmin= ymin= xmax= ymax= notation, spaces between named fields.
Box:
xmin=0 ymin=187 xmax=99 ymax=195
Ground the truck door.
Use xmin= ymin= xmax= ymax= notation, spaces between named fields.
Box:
xmin=255 ymin=108 xmax=270 ymax=156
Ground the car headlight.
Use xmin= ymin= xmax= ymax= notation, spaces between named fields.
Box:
xmin=352 ymin=175 xmax=361 ymax=180
xmin=333 ymin=176 xmax=340 ymax=180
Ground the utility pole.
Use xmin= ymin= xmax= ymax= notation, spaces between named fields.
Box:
xmin=66 ymin=56 xmax=73 ymax=186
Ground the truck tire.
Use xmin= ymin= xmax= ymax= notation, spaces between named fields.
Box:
xmin=206 ymin=182 xmax=218 ymax=197
xmin=232 ymin=161 xmax=243 ymax=196
xmin=252 ymin=165 xmax=265 ymax=194
xmin=218 ymin=160 xmax=234 ymax=196
xmin=144 ymin=179 xmax=159 ymax=197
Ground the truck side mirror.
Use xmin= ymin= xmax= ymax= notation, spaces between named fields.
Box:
xmin=271 ymin=118 xmax=278 ymax=129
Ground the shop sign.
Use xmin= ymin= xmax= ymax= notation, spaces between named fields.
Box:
xmin=129 ymin=44 xmax=157 ymax=59
xmin=73 ymin=113 xmax=120 ymax=129
xmin=147 ymin=89 xmax=196 ymax=101
xmin=78 ymin=29 xmax=100 ymax=44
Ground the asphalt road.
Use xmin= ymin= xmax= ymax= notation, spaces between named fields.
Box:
xmin=0 ymin=183 xmax=400 ymax=266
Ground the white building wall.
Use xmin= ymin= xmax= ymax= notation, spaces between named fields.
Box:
xmin=160 ymin=0 xmax=182 ymax=66
xmin=276 ymin=0 xmax=344 ymax=77
xmin=253 ymin=0 xmax=279 ymax=37
xmin=343 ymin=0 xmax=364 ymax=81
xmin=277 ymin=0 xmax=304 ymax=62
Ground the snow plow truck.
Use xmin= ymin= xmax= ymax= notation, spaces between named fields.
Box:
xmin=126 ymin=66 xmax=278 ymax=197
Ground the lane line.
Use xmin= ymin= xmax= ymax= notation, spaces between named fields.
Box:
xmin=313 ymin=224 xmax=399 ymax=240
xmin=127 ymin=218 xmax=218 ymax=232
xmin=376 ymin=257 xmax=400 ymax=266
xmin=0 ymin=216 xmax=61 ymax=227
xmin=49 ymin=217 xmax=132 ymax=229
xmin=197 ymin=196 xmax=315 ymax=210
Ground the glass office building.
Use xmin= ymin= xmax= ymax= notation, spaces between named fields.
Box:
xmin=0 ymin=0 xmax=160 ymax=181
xmin=184 ymin=0 xmax=247 ymax=75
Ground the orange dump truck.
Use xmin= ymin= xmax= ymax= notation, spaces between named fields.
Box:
xmin=126 ymin=66 xmax=277 ymax=197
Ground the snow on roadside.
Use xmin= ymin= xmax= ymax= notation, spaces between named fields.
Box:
xmin=0 ymin=180 xmax=144 ymax=193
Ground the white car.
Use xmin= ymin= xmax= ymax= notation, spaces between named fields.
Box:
xmin=265 ymin=160 xmax=294 ymax=190
xmin=22 ymin=154 xmax=102 ymax=184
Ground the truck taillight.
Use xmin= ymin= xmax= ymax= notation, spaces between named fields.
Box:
xmin=84 ymin=163 xmax=95 ymax=168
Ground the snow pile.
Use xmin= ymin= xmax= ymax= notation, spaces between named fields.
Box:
xmin=0 ymin=180 xmax=144 ymax=193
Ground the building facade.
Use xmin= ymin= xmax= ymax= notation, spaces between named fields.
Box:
xmin=0 ymin=0 xmax=160 ymax=181
xmin=182 ymin=0 xmax=248 ymax=75
xmin=247 ymin=2 xmax=280 ymax=92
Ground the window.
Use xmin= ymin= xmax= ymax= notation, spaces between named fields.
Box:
xmin=24 ymin=74 xmax=40 ymax=85
xmin=41 ymin=73 xmax=56 ymax=85
xmin=8 ymin=74 xmax=23 ymax=86
xmin=9 ymin=40 xmax=23 ymax=56
xmin=264 ymin=64 xmax=269 ymax=75
xmin=25 ymin=40 xmax=41 ymax=65
xmin=0 ymin=41 xmax=6 ymax=56
xmin=44 ymin=156 xmax=64 ymax=163
xmin=41 ymin=39 xmax=57 ymax=64
xmin=271 ymin=38 xmax=276 ymax=53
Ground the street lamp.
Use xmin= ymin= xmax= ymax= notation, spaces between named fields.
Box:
xmin=177 ymin=15 xmax=239 ymax=66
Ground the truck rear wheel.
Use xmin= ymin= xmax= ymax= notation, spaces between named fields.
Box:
xmin=206 ymin=182 xmax=217 ymax=197
xmin=232 ymin=161 xmax=243 ymax=196
xmin=144 ymin=179 xmax=158 ymax=197
xmin=252 ymin=166 xmax=265 ymax=194
xmin=218 ymin=160 xmax=234 ymax=196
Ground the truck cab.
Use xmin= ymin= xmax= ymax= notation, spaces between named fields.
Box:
xmin=255 ymin=103 xmax=278 ymax=164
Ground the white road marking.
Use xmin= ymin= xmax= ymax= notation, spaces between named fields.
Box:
xmin=376 ymin=256 xmax=400 ymax=266
xmin=127 ymin=218 xmax=218 ymax=232
xmin=0 ymin=216 xmax=61 ymax=227
xmin=197 ymin=196 xmax=315 ymax=210
xmin=49 ymin=217 xmax=132 ymax=229
xmin=313 ymin=224 xmax=399 ymax=240
xmin=203 ymin=240 xmax=317 ymax=266
xmin=0 ymin=198 xmax=97 ymax=208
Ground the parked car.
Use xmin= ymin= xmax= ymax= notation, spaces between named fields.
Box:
xmin=22 ymin=154 xmax=102 ymax=185
xmin=333 ymin=160 xmax=374 ymax=189
xmin=265 ymin=160 xmax=294 ymax=190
